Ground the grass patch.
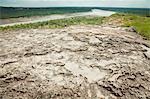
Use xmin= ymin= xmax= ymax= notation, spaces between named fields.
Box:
xmin=0 ymin=16 xmax=104 ymax=31
xmin=106 ymin=13 xmax=150 ymax=40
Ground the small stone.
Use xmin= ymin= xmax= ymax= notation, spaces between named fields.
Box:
xmin=55 ymin=62 xmax=65 ymax=66
xmin=126 ymin=26 xmax=137 ymax=32
xmin=32 ymin=66 xmax=35 ymax=69
xmin=144 ymin=51 xmax=150 ymax=59
xmin=89 ymin=36 xmax=102 ymax=45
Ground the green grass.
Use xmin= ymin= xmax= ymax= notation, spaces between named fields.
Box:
xmin=0 ymin=16 xmax=104 ymax=31
xmin=125 ymin=15 xmax=150 ymax=40
xmin=106 ymin=13 xmax=150 ymax=40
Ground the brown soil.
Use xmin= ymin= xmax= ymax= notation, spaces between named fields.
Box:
xmin=0 ymin=25 xmax=150 ymax=99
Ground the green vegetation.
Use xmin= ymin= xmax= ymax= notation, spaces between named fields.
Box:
xmin=0 ymin=13 xmax=149 ymax=40
xmin=0 ymin=16 xmax=104 ymax=31
xmin=106 ymin=13 xmax=150 ymax=40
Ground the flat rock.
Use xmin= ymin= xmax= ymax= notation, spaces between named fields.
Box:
xmin=0 ymin=25 xmax=150 ymax=99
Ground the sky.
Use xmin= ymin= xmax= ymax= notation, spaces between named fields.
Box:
xmin=0 ymin=0 xmax=150 ymax=8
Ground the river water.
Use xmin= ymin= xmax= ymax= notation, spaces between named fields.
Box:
xmin=0 ymin=9 xmax=115 ymax=26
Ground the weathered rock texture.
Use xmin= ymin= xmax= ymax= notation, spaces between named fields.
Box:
xmin=0 ymin=25 xmax=150 ymax=99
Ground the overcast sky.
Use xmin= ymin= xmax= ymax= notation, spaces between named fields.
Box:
xmin=0 ymin=0 xmax=149 ymax=8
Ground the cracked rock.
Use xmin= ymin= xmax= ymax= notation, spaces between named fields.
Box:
xmin=0 ymin=25 xmax=150 ymax=99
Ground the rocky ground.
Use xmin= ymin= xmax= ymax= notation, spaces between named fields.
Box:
xmin=0 ymin=25 xmax=150 ymax=99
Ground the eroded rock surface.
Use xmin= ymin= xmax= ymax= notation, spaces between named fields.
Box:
xmin=0 ymin=25 xmax=150 ymax=99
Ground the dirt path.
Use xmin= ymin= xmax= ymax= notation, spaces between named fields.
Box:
xmin=0 ymin=25 xmax=150 ymax=99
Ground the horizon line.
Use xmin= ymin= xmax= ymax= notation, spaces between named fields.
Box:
xmin=0 ymin=6 xmax=150 ymax=9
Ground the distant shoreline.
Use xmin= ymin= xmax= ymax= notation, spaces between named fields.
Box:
xmin=0 ymin=10 xmax=115 ymax=27
xmin=0 ymin=7 xmax=149 ymax=19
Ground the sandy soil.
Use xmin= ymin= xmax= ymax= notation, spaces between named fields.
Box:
xmin=0 ymin=25 xmax=150 ymax=99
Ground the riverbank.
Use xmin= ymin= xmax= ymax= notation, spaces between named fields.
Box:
xmin=1 ymin=7 xmax=149 ymax=19
xmin=0 ymin=9 xmax=115 ymax=26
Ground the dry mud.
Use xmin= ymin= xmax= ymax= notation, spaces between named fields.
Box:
xmin=0 ymin=25 xmax=150 ymax=99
